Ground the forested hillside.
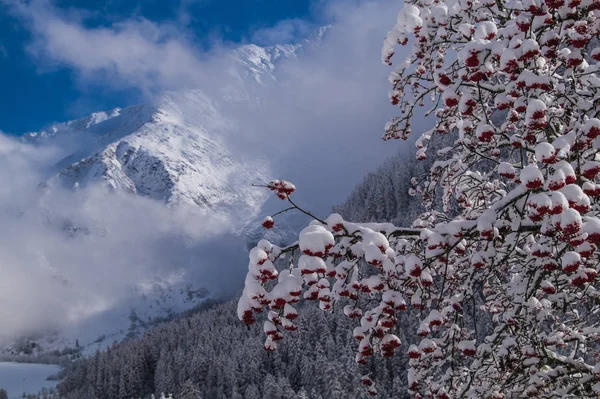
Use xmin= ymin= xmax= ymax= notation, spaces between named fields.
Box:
xmin=334 ymin=132 xmax=455 ymax=226
xmin=333 ymin=150 xmax=423 ymax=227
xmin=56 ymin=299 xmax=410 ymax=399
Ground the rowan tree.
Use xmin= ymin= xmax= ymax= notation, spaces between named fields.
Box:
xmin=239 ymin=1 xmax=600 ymax=397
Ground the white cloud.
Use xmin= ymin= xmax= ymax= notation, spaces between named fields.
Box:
xmin=0 ymin=134 xmax=249 ymax=344
xmin=6 ymin=0 xmax=229 ymax=95
xmin=251 ymin=18 xmax=315 ymax=45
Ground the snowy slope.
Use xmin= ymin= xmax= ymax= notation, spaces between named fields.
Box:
xmin=1 ymin=275 xmax=210 ymax=359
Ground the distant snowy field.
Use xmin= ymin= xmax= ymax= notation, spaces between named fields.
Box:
xmin=0 ymin=362 xmax=60 ymax=398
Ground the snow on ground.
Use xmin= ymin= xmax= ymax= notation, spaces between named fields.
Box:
xmin=0 ymin=362 xmax=60 ymax=398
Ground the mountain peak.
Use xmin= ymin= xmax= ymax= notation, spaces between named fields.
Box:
xmin=52 ymin=90 xmax=268 ymax=213
xmin=229 ymin=42 xmax=301 ymax=83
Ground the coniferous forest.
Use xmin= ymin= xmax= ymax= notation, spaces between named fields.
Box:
xmin=56 ymin=299 xmax=411 ymax=399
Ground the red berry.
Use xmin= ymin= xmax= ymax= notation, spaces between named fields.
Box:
xmin=262 ymin=217 xmax=275 ymax=229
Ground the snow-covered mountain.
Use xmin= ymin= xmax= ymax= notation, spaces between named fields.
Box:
xmin=229 ymin=44 xmax=302 ymax=84
xmin=53 ymin=92 xmax=268 ymax=212
xmin=2 ymin=39 xmax=318 ymax=357
xmin=228 ymin=25 xmax=330 ymax=84
xmin=21 ymin=47 xmax=302 ymax=213
xmin=20 ymin=30 xmax=332 ymax=215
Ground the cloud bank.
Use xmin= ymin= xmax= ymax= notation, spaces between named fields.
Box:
xmin=0 ymin=135 xmax=248 ymax=344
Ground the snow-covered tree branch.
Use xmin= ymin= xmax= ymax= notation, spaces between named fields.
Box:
xmin=239 ymin=0 xmax=600 ymax=397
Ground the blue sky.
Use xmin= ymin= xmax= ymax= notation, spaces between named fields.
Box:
xmin=0 ymin=0 xmax=315 ymax=134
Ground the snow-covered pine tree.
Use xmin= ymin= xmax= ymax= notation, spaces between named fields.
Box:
xmin=334 ymin=130 xmax=456 ymax=227
xmin=239 ymin=0 xmax=600 ymax=397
